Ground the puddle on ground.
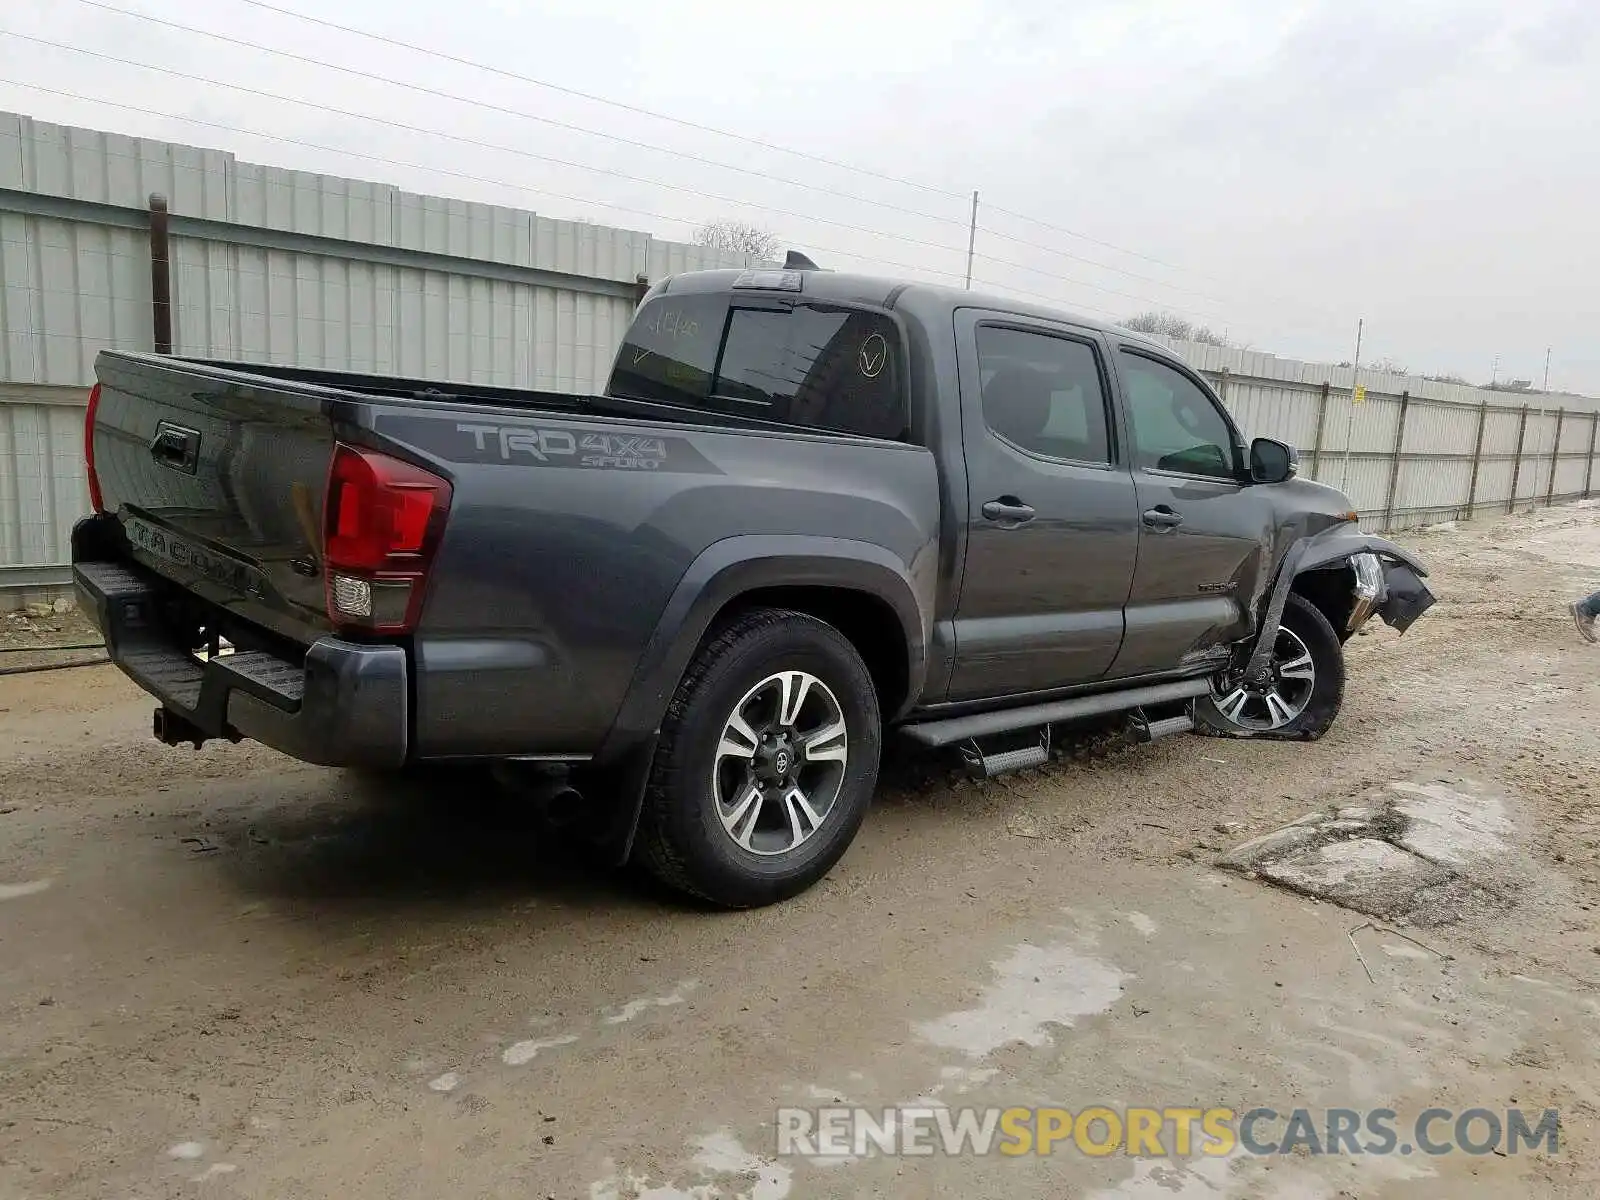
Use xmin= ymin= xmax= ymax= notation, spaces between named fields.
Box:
xmin=0 ymin=878 xmax=53 ymax=901
xmin=914 ymin=941 xmax=1128 ymax=1058
xmin=602 ymin=980 xmax=699 ymax=1025
xmin=501 ymin=1033 xmax=578 ymax=1066
xmin=589 ymin=1129 xmax=790 ymax=1200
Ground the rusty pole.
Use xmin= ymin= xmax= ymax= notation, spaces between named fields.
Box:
xmin=1508 ymin=404 xmax=1530 ymax=514
xmin=1309 ymin=381 xmax=1331 ymax=478
xmin=1546 ymin=408 xmax=1565 ymax=508
xmin=1586 ymin=410 xmax=1600 ymax=500
xmin=148 ymin=193 xmax=172 ymax=354
xmin=1465 ymin=402 xmax=1490 ymax=517
xmin=1382 ymin=390 xmax=1409 ymax=531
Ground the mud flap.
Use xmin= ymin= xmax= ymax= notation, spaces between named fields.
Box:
xmin=576 ymin=734 xmax=661 ymax=867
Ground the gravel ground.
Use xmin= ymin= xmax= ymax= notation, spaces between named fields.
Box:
xmin=2 ymin=505 xmax=1599 ymax=1199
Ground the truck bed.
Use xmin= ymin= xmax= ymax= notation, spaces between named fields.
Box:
xmin=78 ymin=350 xmax=940 ymax=766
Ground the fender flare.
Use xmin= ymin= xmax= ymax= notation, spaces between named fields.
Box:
xmin=585 ymin=534 xmax=930 ymax=862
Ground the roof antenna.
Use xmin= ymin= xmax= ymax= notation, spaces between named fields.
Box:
xmin=784 ymin=250 xmax=823 ymax=271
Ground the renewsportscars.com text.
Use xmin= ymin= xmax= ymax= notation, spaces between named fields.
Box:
xmin=775 ymin=1105 xmax=1560 ymax=1159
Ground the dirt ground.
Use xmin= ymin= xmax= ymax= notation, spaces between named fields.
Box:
xmin=3 ymin=505 xmax=1600 ymax=1199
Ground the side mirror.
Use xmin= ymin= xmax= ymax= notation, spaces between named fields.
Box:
xmin=1249 ymin=437 xmax=1298 ymax=484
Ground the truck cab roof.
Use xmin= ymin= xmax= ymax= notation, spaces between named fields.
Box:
xmin=653 ymin=266 xmax=1172 ymax=357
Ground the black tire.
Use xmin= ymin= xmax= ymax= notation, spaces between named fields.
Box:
xmin=634 ymin=608 xmax=882 ymax=908
xmin=1194 ymin=593 xmax=1345 ymax=740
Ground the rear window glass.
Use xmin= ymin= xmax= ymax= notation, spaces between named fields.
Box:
xmin=608 ymin=294 xmax=727 ymax=408
xmin=609 ymin=296 xmax=907 ymax=441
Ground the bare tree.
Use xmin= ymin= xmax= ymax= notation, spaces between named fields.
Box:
xmin=1122 ymin=310 xmax=1230 ymax=347
xmin=693 ymin=220 xmax=780 ymax=262
xmin=1371 ymin=357 xmax=1410 ymax=376
xmin=1123 ymin=310 xmax=1191 ymax=339
xmin=1422 ymin=371 xmax=1469 ymax=385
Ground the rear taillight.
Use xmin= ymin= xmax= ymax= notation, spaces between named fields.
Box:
xmin=322 ymin=444 xmax=452 ymax=633
xmin=85 ymin=382 xmax=104 ymax=512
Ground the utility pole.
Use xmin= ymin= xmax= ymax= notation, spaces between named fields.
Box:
xmin=964 ymin=191 xmax=979 ymax=290
xmin=1543 ymin=346 xmax=1552 ymax=393
xmin=1339 ymin=317 xmax=1364 ymax=490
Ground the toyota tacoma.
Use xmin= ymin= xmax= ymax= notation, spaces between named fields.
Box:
xmin=72 ymin=257 xmax=1434 ymax=907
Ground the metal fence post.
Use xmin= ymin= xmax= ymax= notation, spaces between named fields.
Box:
xmin=1465 ymin=402 xmax=1489 ymax=518
xmin=1587 ymin=410 xmax=1600 ymax=499
xmin=1546 ymin=407 xmax=1565 ymax=508
xmin=1382 ymin=390 xmax=1410 ymax=531
xmin=1508 ymin=404 xmax=1531 ymax=513
xmin=1309 ymin=381 xmax=1331 ymax=477
xmin=148 ymin=193 xmax=172 ymax=354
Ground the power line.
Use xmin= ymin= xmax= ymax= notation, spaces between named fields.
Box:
xmin=0 ymin=76 xmax=969 ymax=287
xmin=62 ymin=0 xmax=1244 ymax=307
xmin=0 ymin=36 xmax=1235 ymax=328
xmin=984 ymin=202 xmax=1230 ymax=284
xmin=220 ymin=0 xmax=1244 ymax=298
xmin=977 ymin=224 xmax=1228 ymax=304
xmin=0 ymin=29 xmax=970 ymax=263
xmin=971 ymin=247 xmax=1231 ymax=323
xmin=226 ymin=0 xmax=970 ymax=204
xmin=967 ymin=277 xmax=1122 ymax=322
xmin=63 ymin=0 xmax=969 ymax=231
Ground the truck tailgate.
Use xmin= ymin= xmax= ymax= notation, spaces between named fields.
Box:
xmin=89 ymin=352 xmax=340 ymax=645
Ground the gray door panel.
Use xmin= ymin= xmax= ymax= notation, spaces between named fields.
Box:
xmin=947 ymin=312 xmax=1140 ymax=702
xmin=1108 ymin=348 xmax=1267 ymax=678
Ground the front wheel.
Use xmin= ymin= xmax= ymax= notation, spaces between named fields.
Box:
xmin=1195 ymin=593 xmax=1345 ymax=740
xmin=634 ymin=608 xmax=882 ymax=907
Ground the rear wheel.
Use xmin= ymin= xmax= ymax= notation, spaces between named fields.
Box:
xmin=634 ymin=608 xmax=881 ymax=907
xmin=1195 ymin=593 xmax=1345 ymax=740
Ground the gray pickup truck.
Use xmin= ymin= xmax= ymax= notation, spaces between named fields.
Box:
xmin=73 ymin=259 xmax=1433 ymax=907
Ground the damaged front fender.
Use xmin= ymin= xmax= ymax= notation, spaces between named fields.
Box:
xmin=1298 ymin=527 xmax=1436 ymax=634
xmin=1244 ymin=527 xmax=1436 ymax=684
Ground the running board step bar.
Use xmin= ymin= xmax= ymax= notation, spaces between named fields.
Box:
xmin=1126 ymin=710 xmax=1195 ymax=743
xmin=900 ymin=678 xmax=1212 ymax=749
xmin=960 ymin=728 xmax=1050 ymax=779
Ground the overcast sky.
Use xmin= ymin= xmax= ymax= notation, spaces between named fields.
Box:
xmin=3 ymin=0 xmax=1597 ymax=393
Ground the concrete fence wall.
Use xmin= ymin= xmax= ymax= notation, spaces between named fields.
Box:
xmin=4 ymin=110 xmax=1599 ymax=608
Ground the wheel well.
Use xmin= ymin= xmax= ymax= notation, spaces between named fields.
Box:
xmin=713 ymin=586 xmax=911 ymax=717
xmin=1291 ymin=565 xmax=1356 ymax=641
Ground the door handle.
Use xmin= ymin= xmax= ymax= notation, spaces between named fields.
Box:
xmin=1142 ymin=505 xmax=1184 ymax=530
xmin=982 ymin=497 xmax=1036 ymax=525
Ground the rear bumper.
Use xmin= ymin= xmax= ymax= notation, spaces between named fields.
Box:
xmin=75 ymin=559 xmax=408 ymax=768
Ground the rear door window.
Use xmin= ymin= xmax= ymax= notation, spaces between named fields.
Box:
xmin=976 ymin=324 xmax=1112 ymax=464
xmin=610 ymin=296 xmax=907 ymax=441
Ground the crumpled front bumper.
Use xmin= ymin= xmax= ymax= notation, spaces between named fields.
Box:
xmin=1346 ymin=550 xmax=1436 ymax=634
